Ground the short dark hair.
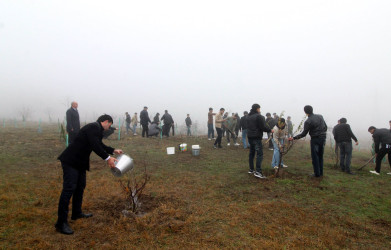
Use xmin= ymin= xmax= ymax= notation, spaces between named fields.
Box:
xmin=340 ymin=118 xmax=347 ymax=124
xmin=220 ymin=108 xmax=225 ymax=111
xmin=97 ymin=114 xmax=113 ymax=124
xmin=368 ymin=126 xmax=376 ymax=131
xmin=244 ymin=111 xmax=248 ymax=115
xmin=209 ymin=108 xmax=213 ymax=111
xmin=304 ymin=105 xmax=313 ymax=115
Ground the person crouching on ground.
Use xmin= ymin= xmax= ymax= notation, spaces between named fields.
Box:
xmin=247 ymin=104 xmax=272 ymax=178
xmin=368 ymin=126 xmax=391 ymax=175
xmin=271 ymin=118 xmax=288 ymax=170
xmin=55 ymin=114 xmax=123 ymax=235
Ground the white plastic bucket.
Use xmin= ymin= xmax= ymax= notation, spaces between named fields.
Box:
xmin=192 ymin=145 xmax=200 ymax=156
xmin=111 ymin=154 xmax=134 ymax=177
xmin=167 ymin=147 xmax=175 ymax=155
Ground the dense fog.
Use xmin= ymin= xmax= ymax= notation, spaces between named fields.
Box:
xmin=1 ymin=1 xmax=390 ymax=145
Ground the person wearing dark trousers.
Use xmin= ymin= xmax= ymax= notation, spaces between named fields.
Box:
xmin=290 ymin=105 xmax=327 ymax=177
xmin=368 ymin=126 xmax=391 ymax=175
xmin=265 ymin=113 xmax=274 ymax=150
xmin=66 ymin=101 xmax=80 ymax=144
xmin=125 ymin=112 xmax=131 ymax=135
xmin=56 ymin=114 xmax=123 ymax=235
xmin=140 ymin=106 xmax=151 ymax=137
xmin=222 ymin=112 xmax=228 ymax=137
xmin=213 ymin=108 xmax=226 ymax=148
xmin=185 ymin=114 xmax=192 ymax=136
xmin=161 ymin=110 xmax=174 ymax=137
xmin=333 ymin=118 xmax=359 ymax=174
xmin=240 ymin=111 xmax=249 ymax=149
xmin=247 ymin=104 xmax=272 ymax=178
xmin=208 ymin=108 xmax=216 ymax=140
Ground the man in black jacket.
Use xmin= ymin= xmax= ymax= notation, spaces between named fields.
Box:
xmin=161 ymin=110 xmax=174 ymax=137
xmin=140 ymin=106 xmax=151 ymax=137
xmin=333 ymin=118 xmax=359 ymax=174
xmin=247 ymin=104 xmax=272 ymax=178
xmin=265 ymin=113 xmax=274 ymax=150
xmin=290 ymin=105 xmax=327 ymax=177
xmin=368 ymin=126 xmax=391 ymax=175
xmin=240 ymin=111 xmax=249 ymax=149
xmin=66 ymin=101 xmax=80 ymax=144
xmin=185 ymin=114 xmax=192 ymax=136
xmin=55 ymin=114 xmax=123 ymax=235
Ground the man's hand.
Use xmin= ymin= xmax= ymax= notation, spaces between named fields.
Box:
xmin=114 ymin=149 xmax=123 ymax=154
xmin=271 ymin=129 xmax=274 ymax=133
xmin=107 ymin=157 xmax=118 ymax=168
xmin=355 ymin=141 xmax=359 ymax=146
xmin=288 ymin=137 xmax=294 ymax=141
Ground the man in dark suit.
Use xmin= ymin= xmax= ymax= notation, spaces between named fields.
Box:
xmin=55 ymin=114 xmax=123 ymax=235
xmin=66 ymin=101 xmax=80 ymax=144
xmin=140 ymin=106 xmax=151 ymax=137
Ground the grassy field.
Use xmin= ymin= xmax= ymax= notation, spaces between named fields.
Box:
xmin=0 ymin=123 xmax=390 ymax=249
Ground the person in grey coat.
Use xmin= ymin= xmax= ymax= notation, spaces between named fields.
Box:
xmin=66 ymin=101 xmax=80 ymax=144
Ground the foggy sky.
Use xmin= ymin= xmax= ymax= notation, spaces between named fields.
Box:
xmin=1 ymin=0 xmax=390 ymax=139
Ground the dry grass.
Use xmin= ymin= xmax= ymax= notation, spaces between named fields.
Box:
xmin=0 ymin=123 xmax=390 ymax=249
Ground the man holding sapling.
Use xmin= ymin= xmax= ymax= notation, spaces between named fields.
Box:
xmin=55 ymin=114 xmax=123 ymax=235
xmin=289 ymin=105 xmax=327 ymax=178
xmin=367 ymin=126 xmax=391 ymax=175
xmin=333 ymin=118 xmax=358 ymax=175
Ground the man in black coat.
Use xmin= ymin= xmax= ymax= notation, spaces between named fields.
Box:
xmin=185 ymin=114 xmax=192 ymax=136
xmin=368 ymin=126 xmax=391 ymax=175
xmin=290 ymin=105 xmax=327 ymax=177
xmin=55 ymin=114 xmax=123 ymax=235
xmin=333 ymin=118 xmax=358 ymax=174
xmin=66 ymin=101 xmax=80 ymax=144
xmin=161 ymin=110 xmax=174 ymax=137
xmin=247 ymin=104 xmax=272 ymax=178
xmin=140 ymin=106 xmax=151 ymax=137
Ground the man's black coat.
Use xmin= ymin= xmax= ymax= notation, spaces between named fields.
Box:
xmin=58 ymin=122 xmax=114 ymax=171
xmin=66 ymin=107 xmax=80 ymax=134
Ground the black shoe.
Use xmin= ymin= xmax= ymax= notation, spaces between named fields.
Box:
xmin=309 ymin=173 xmax=321 ymax=178
xmin=55 ymin=222 xmax=74 ymax=235
xmin=346 ymin=171 xmax=356 ymax=175
xmin=218 ymin=145 xmax=222 ymax=148
xmin=71 ymin=213 xmax=93 ymax=220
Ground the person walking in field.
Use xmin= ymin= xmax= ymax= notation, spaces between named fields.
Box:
xmin=247 ymin=104 xmax=272 ymax=178
xmin=208 ymin=108 xmax=216 ymax=140
xmin=290 ymin=105 xmax=327 ymax=178
xmin=131 ymin=112 xmax=138 ymax=135
xmin=367 ymin=126 xmax=391 ymax=175
xmin=140 ymin=107 xmax=151 ymax=137
xmin=240 ymin=111 xmax=249 ymax=149
xmin=333 ymin=118 xmax=358 ymax=175
xmin=271 ymin=118 xmax=288 ymax=169
xmin=213 ymin=108 xmax=226 ymax=148
xmin=185 ymin=114 xmax=192 ymax=136
xmin=125 ymin=112 xmax=131 ymax=135
xmin=56 ymin=114 xmax=123 ymax=235
xmin=66 ymin=101 xmax=80 ymax=144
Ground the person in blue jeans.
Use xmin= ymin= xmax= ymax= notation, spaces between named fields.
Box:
xmin=290 ymin=105 xmax=327 ymax=177
xmin=271 ymin=118 xmax=288 ymax=169
xmin=240 ymin=111 xmax=249 ymax=149
xmin=247 ymin=104 xmax=272 ymax=178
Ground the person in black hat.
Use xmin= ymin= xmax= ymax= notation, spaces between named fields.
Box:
xmin=290 ymin=105 xmax=327 ymax=177
xmin=368 ymin=126 xmax=391 ymax=175
xmin=247 ymin=104 xmax=272 ymax=178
